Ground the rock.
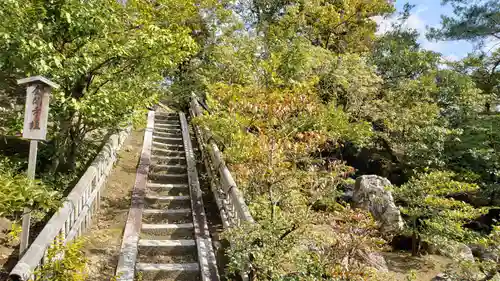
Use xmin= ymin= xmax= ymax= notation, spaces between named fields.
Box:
xmin=432 ymin=271 xmax=486 ymax=281
xmin=453 ymin=243 xmax=475 ymax=262
xmin=342 ymin=187 xmax=354 ymax=203
xmin=472 ymin=271 xmax=487 ymax=281
xmin=432 ymin=273 xmax=451 ymax=281
xmin=490 ymin=273 xmax=500 ymax=281
xmin=464 ymin=208 xmax=500 ymax=234
xmin=469 ymin=244 xmax=500 ymax=263
xmin=352 ymin=175 xmax=404 ymax=234
xmin=356 ymin=250 xmax=389 ymax=272
xmin=438 ymin=242 xmax=474 ymax=262
xmin=0 ymin=217 xmax=12 ymax=233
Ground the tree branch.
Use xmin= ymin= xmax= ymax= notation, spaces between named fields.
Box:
xmin=279 ymin=224 xmax=299 ymax=241
xmin=88 ymin=60 xmax=136 ymax=96
xmin=88 ymin=56 xmax=121 ymax=76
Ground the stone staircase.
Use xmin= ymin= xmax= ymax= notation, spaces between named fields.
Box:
xmin=116 ymin=112 xmax=219 ymax=281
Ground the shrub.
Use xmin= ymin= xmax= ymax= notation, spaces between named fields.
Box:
xmin=32 ymin=236 xmax=88 ymax=281
xmin=394 ymin=171 xmax=486 ymax=255
xmin=0 ymin=158 xmax=60 ymax=219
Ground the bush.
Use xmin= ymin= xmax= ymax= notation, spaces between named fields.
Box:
xmin=32 ymin=236 xmax=88 ymax=281
xmin=0 ymin=157 xmax=60 ymax=219
xmin=222 ymin=207 xmax=387 ymax=280
xmin=394 ymin=171 xmax=486 ymax=255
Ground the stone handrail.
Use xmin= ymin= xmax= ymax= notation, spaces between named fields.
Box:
xmin=189 ymin=95 xmax=254 ymax=227
xmin=9 ymin=127 xmax=131 ymax=281
xmin=189 ymin=94 xmax=254 ymax=280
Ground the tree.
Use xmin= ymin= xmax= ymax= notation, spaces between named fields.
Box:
xmin=449 ymin=50 xmax=500 ymax=111
xmin=0 ymin=0 xmax=204 ymax=172
xmin=427 ymin=0 xmax=500 ymax=44
xmin=370 ymin=29 xmax=440 ymax=89
xmin=428 ymin=0 xmax=500 ymax=111
xmin=361 ymin=13 xmax=486 ymax=182
xmin=445 ymin=114 xmax=500 ymax=204
xmin=394 ymin=171 xmax=485 ymax=256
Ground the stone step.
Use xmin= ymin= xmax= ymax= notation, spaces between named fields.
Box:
xmin=142 ymin=209 xmax=193 ymax=224
xmin=150 ymin=164 xmax=187 ymax=171
xmin=151 ymin=155 xmax=186 ymax=160
xmin=152 ymin=136 xmax=183 ymax=144
xmin=145 ymin=195 xmax=190 ymax=201
xmin=136 ymin=263 xmax=199 ymax=272
xmin=155 ymin=116 xmax=180 ymax=123
xmin=154 ymin=123 xmax=181 ymax=128
xmin=146 ymin=183 xmax=189 ymax=189
xmin=142 ymin=223 xmax=194 ymax=230
xmin=140 ymin=227 xmax=194 ymax=240
xmin=151 ymin=148 xmax=186 ymax=157
xmin=143 ymin=209 xmax=191 ymax=215
xmin=150 ymin=156 xmax=187 ymax=166
xmin=154 ymin=130 xmax=182 ymax=136
xmin=154 ymin=112 xmax=178 ymax=116
xmin=139 ymin=239 xmax=196 ymax=247
xmin=154 ymin=127 xmax=181 ymax=133
xmin=152 ymin=142 xmax=184 ymax=150
xmin=148 ymin=174 xmax=188 ymax=184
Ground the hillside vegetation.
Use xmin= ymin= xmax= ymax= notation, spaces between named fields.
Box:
xmin=170 ymin=0 xmax=500 ymax=280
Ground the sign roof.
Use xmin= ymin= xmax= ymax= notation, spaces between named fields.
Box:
xmin=17 ymin=76 xmax=60 ymax=89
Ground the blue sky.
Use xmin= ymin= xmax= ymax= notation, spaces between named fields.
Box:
xmin=375 ymin=0 xmax=476 ymax=61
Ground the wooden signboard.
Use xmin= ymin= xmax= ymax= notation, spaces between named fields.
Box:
xmin=19 ymin=76 xmax=58 ymax=141
xmin=17 ymin=76 xmax=59 ymax=254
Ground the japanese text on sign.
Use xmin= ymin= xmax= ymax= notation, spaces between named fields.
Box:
xmin=30 ymin=85 xmax=44 ymax=130
xmin=23 ymin=84 xmax=50 ymax=140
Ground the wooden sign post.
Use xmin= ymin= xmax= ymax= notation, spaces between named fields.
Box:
xmin=17 ymin=76 xmax=59 ymax=254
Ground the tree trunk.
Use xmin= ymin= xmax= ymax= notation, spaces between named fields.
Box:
xmin=50 ymin=113 xmax=74 ymax=173
xmin=65 ymin=133 xmax=78 ymax=172
xmin=411 ymin=218 xmax=421 ymax=256
xmin=58 ymin=127 xmax=80 ymax=173
xmin=411 ymin=230 xmax=419 ymax=256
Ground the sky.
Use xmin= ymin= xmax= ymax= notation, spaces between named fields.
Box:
xmin=374 ymin=0 xmax=476 ymax=61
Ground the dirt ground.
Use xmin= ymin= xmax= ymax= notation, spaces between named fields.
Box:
xmin=384 ymin=252 xmax=453 ymax=281
xmin=82 ymin=128 xmax=144 ymax=281
xmin=0 ymin=222 xmax=18 ymax=281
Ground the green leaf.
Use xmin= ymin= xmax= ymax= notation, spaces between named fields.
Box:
xmin=64 ymin=12 xmax=71 ymax=23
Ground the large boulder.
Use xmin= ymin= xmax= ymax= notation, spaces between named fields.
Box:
xmin=352 ymin=175 xmax=404 ymax=234
xmin=437 ymin=241 xmax=475 ymax=262
xmin=339 ymin=249 xmax=389 ymax=273
xmin=356 ymin=249 xmax=389 ymax=272
xmin=469 ymin=244 xmax=500 ymax=263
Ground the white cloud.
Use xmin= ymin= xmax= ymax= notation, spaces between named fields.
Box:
xmin=443 ymin=54 xmax=459 ymax=62
xmin=373 ymin=5 xmax=428 ymax=35
xmin=372 ymin=5 xmax=456 ymax=55
xmin=372 ymin=15 xmax=397 ymax=35
xmin=483 ymin=38 xmax=500 ymax=54
xmin=406 ymin=14 xmax=425 ymax=31
xmin=421 ymin=40 xmax=447 ymax=52
xmin=406 ymin=6 xmax=428 ymax=31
